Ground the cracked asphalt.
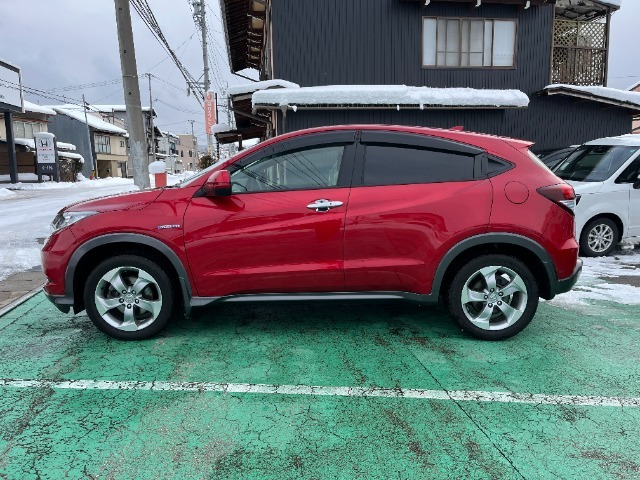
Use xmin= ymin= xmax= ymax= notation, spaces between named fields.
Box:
xmin=0 ymin=287 xmax=639 ymax=479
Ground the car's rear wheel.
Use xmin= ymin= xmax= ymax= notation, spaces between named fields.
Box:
xmin=580 ymin=217 xmax=618 ymax=257
xmin=84 ymin=255 xmax=174 ymax=340
xmin=446 ymin=255 xmax=539 ymax=340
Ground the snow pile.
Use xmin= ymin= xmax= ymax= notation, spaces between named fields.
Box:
xmin=253 ymin=85 xmax=530 ymax=109
xmin=227 ymin=80 xmax=300 ymax=97
xmin=1 ymin=177 xmax=135 ymax=190
xmin=211 ymin=123 xmax=232 ymax=134
xmin=149 ymin=160 xmax=167 ymax=174
xmin=0 ymin=188 xmax=16 ymax=198
xmin=547 ymin=251 xmax=640 ymax=310
xmin=56 ymin=142 xmax=76 ymax=151
xmin=0 ymin=173 xmax=39 ymax=182
xmin=546 ymin=84 xmax=640 ymax=108
xmin=52 ymin=107 xmax=128 ymax=135
xmin=23 ymin=100 xmax=56 ymax=116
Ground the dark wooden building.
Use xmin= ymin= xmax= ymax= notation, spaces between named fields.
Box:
xmin=218 ymin=0 xmax=639 ymax=152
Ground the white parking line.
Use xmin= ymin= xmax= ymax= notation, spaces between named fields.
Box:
xmin=1 ymin=379 xmax=639 ymax=407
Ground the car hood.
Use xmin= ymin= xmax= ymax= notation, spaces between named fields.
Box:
xmin=566 ymin=181 xmax=604 ymax=195
xmin=63 ymin=189 xmax=164 ymax=213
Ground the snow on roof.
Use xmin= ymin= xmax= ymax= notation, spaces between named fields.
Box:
xmin=13 ymin=138 xmax=77 ymax=150
xmin=23 ymin=101 xmax=56 ymax=116
xmin=227 ymin=80 xmax=300 ymax=97
xmin=53 ymin=104 xmax=153 ymax=113
xmin=211 ymin=123 xmax=232 ymax=134
xmin=628 ymin=81 xmax=640 ymax=92
xmin=53 ymin=107 xmax=128 ymax=135
xmin=585 ymin=134 xmax=640 ymax=147
xmin=57 ymin=151 xmax=85 ymax=163
xmin=252 ymin=85 xmax=529 ymax=109
xmin=545 ymin=84 xmax=640 ymax=108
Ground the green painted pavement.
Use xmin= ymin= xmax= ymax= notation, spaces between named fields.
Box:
xmin=0 ymin=293 xmax=639 ymax=479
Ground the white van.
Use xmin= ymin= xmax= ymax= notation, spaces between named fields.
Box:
xmin=552 ymin=134 xmax=640 ymax=257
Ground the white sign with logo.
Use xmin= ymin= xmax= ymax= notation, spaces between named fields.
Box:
xmin=34 ymin=132 xmax=56 ymax=164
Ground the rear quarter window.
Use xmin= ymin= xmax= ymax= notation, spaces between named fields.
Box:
xmin=363 ymin=144 xmax=475 ymax=186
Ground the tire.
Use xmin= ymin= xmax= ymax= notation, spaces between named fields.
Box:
xmin=446 ymin=255 xmax=539 ymax=341
xmin=83 ymin=255 xmax=174 ymax=340
xmin=580 ymin=217 xmax=618 ymax=257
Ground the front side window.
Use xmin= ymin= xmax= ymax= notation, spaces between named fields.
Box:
xmin=363 ymin=144 xmax=475 ymax=186
xmin=230 ymin=145 xmax=345 ymax=193
xmin=423 ymin=17 xmax=517 ymax=68
xmin=553 ymin=146 xmax=640 ymax=182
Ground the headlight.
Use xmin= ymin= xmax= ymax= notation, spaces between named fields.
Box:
xmin=50 ymin=211 xmax=99 ymax=233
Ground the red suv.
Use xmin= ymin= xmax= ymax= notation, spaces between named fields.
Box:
xmin=42 ymin=126 xmax=581 ymax=341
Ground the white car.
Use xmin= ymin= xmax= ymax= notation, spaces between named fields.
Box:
xmin=552 ymin=134 xmax=640 ymax=257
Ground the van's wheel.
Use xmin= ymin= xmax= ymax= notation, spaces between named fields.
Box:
xmin=84 ymin=255 xmax=174 ymax=340
xmin=446 ymin=255 xmax=539 ymax=340
xmin=580 ymin=217 xmax=618 ymax=257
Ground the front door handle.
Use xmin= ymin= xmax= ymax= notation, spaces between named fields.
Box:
xmin=307 ymin=199 xmax=344 ymax=212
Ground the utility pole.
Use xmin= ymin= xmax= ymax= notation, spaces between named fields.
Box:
xmin=147 ymin=73 xmax=156 ymax=163
xmin=114 ymin=0 xmax=150 ymax=189
xmin=187 ymin=119 xmax=198 ymax=168
xmin=192 ymin=0 xmax=213 ymax=155
xmin=81 ymin=94 xmax=96 ymax=178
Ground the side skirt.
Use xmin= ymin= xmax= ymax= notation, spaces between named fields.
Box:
xmin=190 ymin=291 xmax=438 ymax=308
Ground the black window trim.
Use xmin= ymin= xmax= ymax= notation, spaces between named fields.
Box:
xmin=353 ymin=130 xmax=486 ymax=187
xmin=227 ymin=131 xmax=358 ymax=195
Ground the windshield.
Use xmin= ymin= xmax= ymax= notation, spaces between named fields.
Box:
xmin=553 ymin=145 xmax=639 ymax=182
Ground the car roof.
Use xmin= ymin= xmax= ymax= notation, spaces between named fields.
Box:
xmin=273 ymin=124 xmax=533 ymax=152
xmin=584 ymin=134 xmax=640 ymax=147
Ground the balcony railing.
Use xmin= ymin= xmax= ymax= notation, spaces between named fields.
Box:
xmin=551 ymin=19 xmax=608 ymax=86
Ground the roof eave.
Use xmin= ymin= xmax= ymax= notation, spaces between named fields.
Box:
xmin=541 ymin=87 xmax=640 ymax=113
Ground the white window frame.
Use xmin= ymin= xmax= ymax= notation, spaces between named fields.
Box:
xmin=422 ymin=17 xmax=518 ymax=69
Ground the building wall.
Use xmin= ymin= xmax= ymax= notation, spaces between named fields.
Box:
xmin=272 ymin=0 xmax=554 ymax=94
xmin=0 ymin=113 xmax=50 ymax=141
xmin=48 ymin=114 xmax=94 ymax=177
xmin=278 ymin=96 xmax=632 ymax=152
xmin=633 ymin=85 xmax=640 ymax=133
xmin=178 ymin=134 xmax=197 ymax=171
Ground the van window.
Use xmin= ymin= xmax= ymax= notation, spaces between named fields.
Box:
xmin=553 ymin=146 xmax=639 ymax=182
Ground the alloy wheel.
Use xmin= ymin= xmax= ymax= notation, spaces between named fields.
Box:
xmin=587 ymin=223 xmax=614 ymax=254
xmin=94 ymin=266 xmax=163 ymax=332
xmin=460 ymin=265 xmax=528 ymax=331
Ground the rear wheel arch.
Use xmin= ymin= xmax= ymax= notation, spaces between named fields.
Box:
xmin=434 ymin=234 xmax=556 ymax=301
xmin=68 ymin=234 xmax=192 ymax=313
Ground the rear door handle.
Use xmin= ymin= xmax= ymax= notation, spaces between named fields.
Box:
xmin=307 ymin=199 xmax=344 ymax=212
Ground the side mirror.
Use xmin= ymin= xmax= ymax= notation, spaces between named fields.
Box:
xmin=634 ymin=180 xmax=640 ymax=190
xmin=203 ymin=170 xmax=232 ymax=197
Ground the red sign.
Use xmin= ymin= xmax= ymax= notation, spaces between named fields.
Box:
xmin=205 ymin=91 xmax=216 ymax=135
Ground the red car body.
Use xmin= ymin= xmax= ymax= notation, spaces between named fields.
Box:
xmin=42 ymin=125 xmax=581 ymax=339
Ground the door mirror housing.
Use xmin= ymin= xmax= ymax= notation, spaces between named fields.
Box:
xmin=203 ymin=170 xmax=232 ymax=196
xmin=634 ymin=174 xmax=640 ymax=190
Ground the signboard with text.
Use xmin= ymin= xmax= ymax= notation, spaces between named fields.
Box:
xmin=204 ymin=90 xmax=216 ymax=135
xmin=0 ymin=59 xmax=24 ymax=113
xmin=34 ymin=132 xmax=60 ymax=181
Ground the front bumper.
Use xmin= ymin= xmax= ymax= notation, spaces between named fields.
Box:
xmin=555 ymin=258 xmax=583 ymax=296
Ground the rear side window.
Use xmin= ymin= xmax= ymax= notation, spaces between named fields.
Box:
xmin=363 ymin=144 xmax=475 ymax=186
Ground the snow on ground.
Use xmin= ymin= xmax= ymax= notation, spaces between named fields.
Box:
xmin=0 ymin=173 xmax=195 ymax=281
xmin=547 ymin=248 xmax=640 ymax=311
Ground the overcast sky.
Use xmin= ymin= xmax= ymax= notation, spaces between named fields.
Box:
xmin=1 ymin=1 xmax=638 ymax=148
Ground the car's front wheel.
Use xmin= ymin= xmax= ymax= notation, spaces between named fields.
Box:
xmin=446 ymin=255 xmax=539 ymax=340
xmin=580 ymin=217 xmax=618 ymax=257
xmin=83 ymin=255 xmax=174 ymax=340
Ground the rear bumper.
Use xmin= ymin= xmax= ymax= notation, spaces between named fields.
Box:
xmin=43 ymin=288 xmax=73 ymax=314
xmin=554 ymin=258 xmax=583 ymax=296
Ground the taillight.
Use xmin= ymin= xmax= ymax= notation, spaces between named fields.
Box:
xmin=537 ymin=183 xmax=576 ymax=216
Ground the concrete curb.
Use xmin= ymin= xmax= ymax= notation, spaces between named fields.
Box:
xmin=0 ymin=286 xmax=44 ymax=318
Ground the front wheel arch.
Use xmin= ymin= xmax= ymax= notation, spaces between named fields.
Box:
xmin=70 ymin=236 xmax=191 ymax=314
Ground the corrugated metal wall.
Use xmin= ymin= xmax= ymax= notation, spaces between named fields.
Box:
xmin=269 ymin=0 xmax=633 ymax=150
xmin=279 ymin=96 xmax=632 ymax=152
xmin=272 ymin=0 xmax=554 ymax=94
xmin=48 ymin=115 xmax=94 ymax=178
